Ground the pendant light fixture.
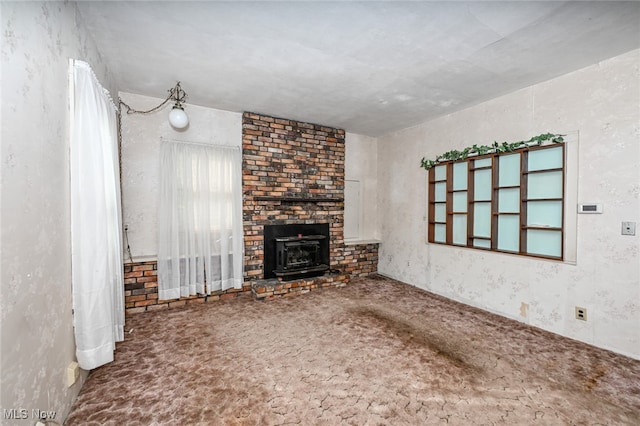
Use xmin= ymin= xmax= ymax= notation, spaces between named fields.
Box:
xmin=119 ymin=81 xmax=189 ymax=129
xmin=167 ymin=82 xmax=189 ymax=129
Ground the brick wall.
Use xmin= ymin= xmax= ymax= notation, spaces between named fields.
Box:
xmin=344 ymin=243 xmax=379 ymax=277
xmin=242 ymin=112 xmax=347 ymax=281
xmin=123 ymin=261 xmax=251 ymax=315
xmin=124 ymin=261 xmax=158 ymax=312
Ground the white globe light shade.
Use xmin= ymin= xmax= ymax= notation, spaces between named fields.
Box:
xmin=169 ymin=107 xmax=189 ymax=129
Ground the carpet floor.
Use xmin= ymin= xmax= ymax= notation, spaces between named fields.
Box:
xmin=65 ymin=275 xmax=640 ymax=425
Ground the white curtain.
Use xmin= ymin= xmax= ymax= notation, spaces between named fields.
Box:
xmin=158 ymin=141 xmax=243 ymax=300
xmin=69 ymin=60 xmax=124 ymax=370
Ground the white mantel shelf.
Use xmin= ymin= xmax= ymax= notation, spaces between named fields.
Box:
xmin=344 ymin=239 xmax=381 ymax=246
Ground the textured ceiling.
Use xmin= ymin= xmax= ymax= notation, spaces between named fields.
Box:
xmin=78 ymin=1 xmax=640 ymax=136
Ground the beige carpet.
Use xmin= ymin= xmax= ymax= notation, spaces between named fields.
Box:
xmin=65 ymin=275 xmax=640 ymax=425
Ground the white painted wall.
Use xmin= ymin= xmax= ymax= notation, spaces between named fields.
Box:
xmin=120 ymin=93 xmax=242 ymax=260
xmin=1 ymin=1 xmax=115 ymax=420
xmin=377 ymin=49 xmax=640 ymax=359
xmin=345 ymin=132 xmax=379 ymax=242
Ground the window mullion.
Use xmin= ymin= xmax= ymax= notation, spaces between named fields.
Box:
xmin=428 ymin=164 xmax=448 ymax=244
xmin=428 ymin=168 xmax=435 ymax=242
xmin=446 ymin=163 xmax=453 ymax=245
xmin=491 ymin=155 xmax=498 ymax=250
xmin=466 ymin=159 xmax=473 ymax=247
xmin=560 ymin=145 xmax=566 ymax=259
xmin=520 ymin=151 xmax=528 ymax=254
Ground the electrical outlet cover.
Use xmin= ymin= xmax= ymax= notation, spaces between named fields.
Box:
xmin=622 ymin=221 xmax=636 ymax=236
xmin=67 ymin=361 xmax=80 ymax=387
xmin=575 ymin=306 xmax=587 ymax=321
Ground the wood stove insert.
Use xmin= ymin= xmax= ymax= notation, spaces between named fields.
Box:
xmin=263 ymin=223 xmax=330 ymax=280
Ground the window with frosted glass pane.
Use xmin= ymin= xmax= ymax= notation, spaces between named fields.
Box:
xmin=434 ymin=182 xmax=446 ymax=202
xmin=474 ymin=169 xmax=492 ymax=201
xmin=527 ymin=201 xmax=562 ymax=228
xmin=474 ymin=158 xmax=492 ymax=168
xmin=527 ymin=230 xmax=562 ymax=257
xmin=434 ymin=224 xmax=446 ymax=242
xmin=498 ymin=188 xmax=519 ymax=213
xmin=434 ymin=203 xmax=446 ymax=222
xmin=499 ymin=154 xmax=520 ymax=186
xmin=497 ymin=215 xmax=519 ymax=252
xmin=453 ymin=162 xmax=467 ymax=190
xmin=473 ymin=202 xmax=491 ymax=238
xmin=431 ymin=164 xmax=448 ymax=244
xmin=453 ymin=192 xmax=467 ymax=212
xmin=528 ymin=171 xmax=562 ymax=199
xmin=473 ymin=239 xmax=491 ymax=248
xmin=452 ymin=215 xmax=466 ymax=245
xmin=529 ymin=146 xmax=562 ymax=171
xmin=523 ymin=145 xmax=564 ymax=257
xmin=472 ymin=159 xmax=492 ymax=244
xmin=427 ymin=143 xmax=564 ymax=260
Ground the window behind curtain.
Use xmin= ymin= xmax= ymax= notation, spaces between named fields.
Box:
xmin=157 ymin=141 xmax=243 ymax=300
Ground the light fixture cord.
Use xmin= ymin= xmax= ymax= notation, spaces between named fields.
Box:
xmin=124 ymin=225 xmax=134 ymax=263
xmin=118 ymin=82 xmax=187 ymax=115
xmin=117 ymin=100 xmax=132 ymax=263
xmin=116 ymin=81 xmax=188 ymax=264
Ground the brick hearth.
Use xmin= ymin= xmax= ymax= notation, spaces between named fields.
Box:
xmin=251 ymin=273 xmax=350 ymax=300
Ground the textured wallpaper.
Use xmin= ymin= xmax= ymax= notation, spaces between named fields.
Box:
xmin=1 ymin=2 xmax=114 ymax=422
xmin=120 ymin=92 xmax=242 ymax=260
xmin=377 ymin=49 xmax=640 ymax=359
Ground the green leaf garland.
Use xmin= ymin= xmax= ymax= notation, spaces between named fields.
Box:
xmin=420 ymin=133 xmax=565 ymax=170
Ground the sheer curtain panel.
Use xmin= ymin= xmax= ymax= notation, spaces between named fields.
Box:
xmin=69 ymin=60 xmax=124 ymax=370
xmin=158 ymin=141 xmax=243 ymax=300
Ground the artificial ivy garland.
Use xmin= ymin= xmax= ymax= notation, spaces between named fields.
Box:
xmin=420 ymin=133 xmax=565 ymax=170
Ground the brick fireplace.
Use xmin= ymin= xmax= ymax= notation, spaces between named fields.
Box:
xmin=242 ymin=112 xmax=350 ymax=297
xmin=123 ymin=111 xmax=379 ymax=313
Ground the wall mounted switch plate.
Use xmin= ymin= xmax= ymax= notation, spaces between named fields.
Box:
xmin=621 ymin=221 xmax=636 ymax=236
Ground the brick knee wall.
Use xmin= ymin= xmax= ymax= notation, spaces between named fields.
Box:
xmin=123 ymin=244 xmax=378 ymax=314
xmin=123 ymin=261 xmax=252 ymax=315
xmin=124 ymin=262 xmax=158 ymax=312
xmin=344 ymin=243 xmax=379 ymax=277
